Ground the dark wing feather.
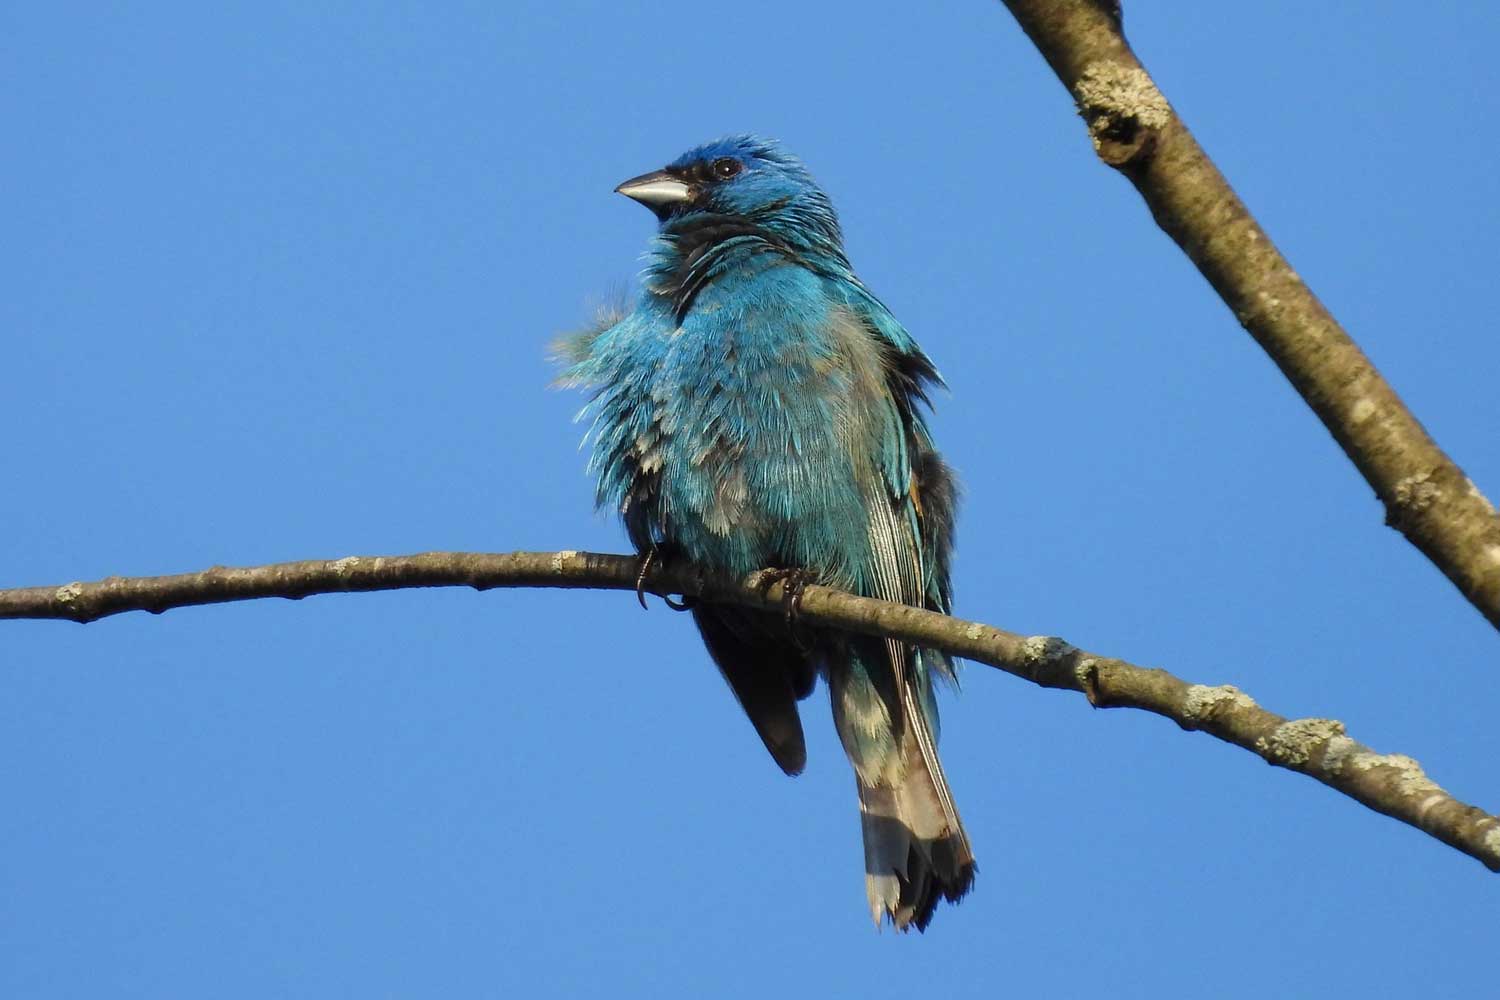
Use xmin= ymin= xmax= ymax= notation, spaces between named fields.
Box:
xmin=691 ymin=606 xmax=814 ymax=776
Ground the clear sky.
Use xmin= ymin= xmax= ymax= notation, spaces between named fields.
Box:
xmin=4 ymin=2 xmax=1497 ymax=997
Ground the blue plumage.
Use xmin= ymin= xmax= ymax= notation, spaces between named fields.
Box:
xmin=559 ymin=135 xmax=973 ymax=930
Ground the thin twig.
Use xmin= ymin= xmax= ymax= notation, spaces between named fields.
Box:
xmin=997 ymin=0 xmax=1500 ymax=631
xmin=4 ymin=549 xmax=1497 ymax=871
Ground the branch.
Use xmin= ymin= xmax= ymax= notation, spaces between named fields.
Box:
xmin=4 ymin=549 xmax=1497 ymax=872
xmin=998 ymin=0 xmax=1500 ymax=632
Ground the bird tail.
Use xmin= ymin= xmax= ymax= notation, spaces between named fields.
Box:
xmin=833 ymin=646 xmax=975 ymax=932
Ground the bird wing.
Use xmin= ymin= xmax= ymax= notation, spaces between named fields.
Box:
xmin=844 ymin=286 xmax=955 ymax=625
xmin=834 ymin=294 xmax=974 ymax=928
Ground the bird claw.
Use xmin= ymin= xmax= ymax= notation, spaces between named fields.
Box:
xmin=636 ymin=548 xmax=698 ymax=612
xmin=635 ymin=550 xmax=656 ymax=610
xmin=756 ymin=568 xmax=816 ymax=651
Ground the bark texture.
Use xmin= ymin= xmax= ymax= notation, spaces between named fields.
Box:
xmin=999 ymin=0 xmax=1500 ymax=631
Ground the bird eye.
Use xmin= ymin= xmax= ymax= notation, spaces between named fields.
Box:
xmin=711 ymin=157 xmax=742 ymax=180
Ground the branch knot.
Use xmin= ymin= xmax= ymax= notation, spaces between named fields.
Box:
xmin=1073 ymin=63 xmax=1170 ymax=166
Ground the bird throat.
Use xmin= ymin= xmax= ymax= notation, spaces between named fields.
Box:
xmin=657 ymin=213 xmax=798 ymax=321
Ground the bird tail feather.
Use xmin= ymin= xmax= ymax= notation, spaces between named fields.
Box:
xmin=856 ymin=712 xmax=975 ymax=930
xmin=834 ymin=645 xmax=975 ymax=931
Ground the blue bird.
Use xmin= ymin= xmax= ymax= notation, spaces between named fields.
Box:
xmin=558 ymin=135 xmax=974 ymax=930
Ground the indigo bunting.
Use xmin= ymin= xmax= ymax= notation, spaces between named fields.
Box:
xmin=558 ymin=135 xmax=974 ymax=930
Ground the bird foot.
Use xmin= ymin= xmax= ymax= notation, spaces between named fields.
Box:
xmin=635 ymin=549 xmax=697 ymax=612
xmin=755 ymin=568 xmax=817 ymax=650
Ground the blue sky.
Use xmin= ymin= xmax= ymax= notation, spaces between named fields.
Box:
xmin=4 ymin=2 xmax=1497 ymax=996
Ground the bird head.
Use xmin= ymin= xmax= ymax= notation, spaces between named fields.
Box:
xmin=615 ymin=135 xmax=842 ymax=249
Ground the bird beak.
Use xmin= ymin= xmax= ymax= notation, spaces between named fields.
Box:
xmin=615 ymin=170 xmax=692 ymax=213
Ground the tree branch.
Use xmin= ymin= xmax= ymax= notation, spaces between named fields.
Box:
xmin=998 ymin=0 xmax=1500 ymax=631
xmin=4 ymin=549 xmax=1497 ymax=872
